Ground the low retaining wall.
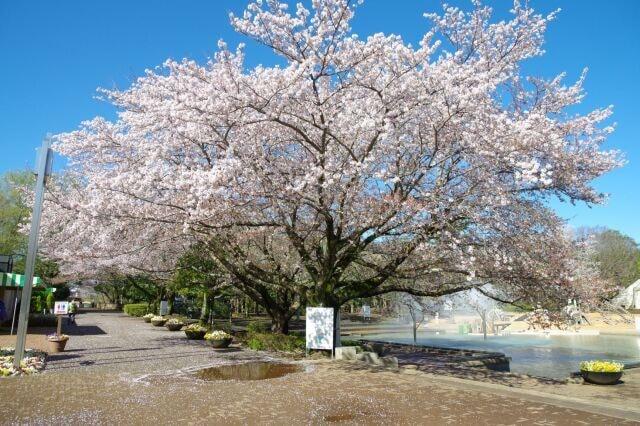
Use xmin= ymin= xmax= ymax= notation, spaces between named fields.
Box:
xmin=358 ymin=340 xmax=511 ymax=372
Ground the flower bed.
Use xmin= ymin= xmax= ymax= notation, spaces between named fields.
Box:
xmin=580 ymin=360 xmax=624 ymax=373
xmin=47 ymin=333 xmax=69 ymax=342
xmin=580 ymin=360 xmax=624 ymax=385
xmin=151 ymin=316 xmax=167 ymax=326
xmin=143 ymin=313 xmax=155 ymax=323
xmin=184 ymin=324 xmax=207 ymax=340
xmin=205 ymin=330 xmax=233 ymax=348
xmin=165 ymin=318 xmax=185 ymax=331
xmin=0 ymin=347 xmax=46 ymax=377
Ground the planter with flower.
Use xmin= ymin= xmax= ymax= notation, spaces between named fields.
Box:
xmin=47 ymin=333 xmax=70 ymax=353
xmin=580 ymin=360 xmax=624 ymax=385
xmin=1 ymin=347 xmax=46 ymax=377
xmin=204 ymin=330 xmax=233 ymax=348
xmin=150 ymin=316 xmax=167 ymax=326
xmin=184 ymin=324 xmax=207 ymax=340
xmin=143 ymin=313 xmax=155 ymax=323
xmin=165 ymin=318 xmax=185 ymax=331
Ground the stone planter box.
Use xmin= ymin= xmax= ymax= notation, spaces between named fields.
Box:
xmin=47 ymin=338 xmax=69 ymax=353
xmin=581 ymin=370 xmax=623 ymax=385
xmin=185 ymin=330 xmax=207 ymax=340
xmin=166 ymin=323 xmax=184 ymax=331
xmin=207 ymin=338 xmax=233 ymax=349
xmin=151 ymin=318 xmax=167 ymax=326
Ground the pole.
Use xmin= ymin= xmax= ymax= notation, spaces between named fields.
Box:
xmin=14 ymin=137 xmax=52 ymax=367
xmin=56 ymin=315 xmax=62 ymax=337
xmin=10 ymin=294 xmax=18 ymax=335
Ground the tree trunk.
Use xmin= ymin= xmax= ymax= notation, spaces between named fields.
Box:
xmin=271 ymin=312 xmax=290 ymax=334
xmin=167 ymin=293 xmax=175 ymax=315
xmin=332 ymin=308 xmax=342 ymax=348
xmin=482 ymin=313 xmax=487 ymax=340
xmin=200 ymin=291 xmax=209 ymax=323
xmin=413 ymin=322 xmax=417 ymax=345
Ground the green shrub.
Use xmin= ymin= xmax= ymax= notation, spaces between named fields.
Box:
xmin=246 ymin=321 xmax=269 ymax=334
xmin=28 ymin=313 xmax=58 ymax=327
xmin=123 ymin=303 xmax=150 ymax=317
xmin=31 ymin=295 xmax=43 ymax=313
xmin=245 ymin=332 xmax=305 ymax=353
xmin=247 ymin=336 xmax=265 ymax=351
xmin=211 ymin=300 xmax=230 ymax=318
xmin=340 ymin=339 xmax=362 ymax=348
xmin=45 ymin=293 xmax=55 ymax=311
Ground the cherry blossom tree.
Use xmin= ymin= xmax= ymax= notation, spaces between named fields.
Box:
xmin=41 ymin=0 xmax=622 ymax=333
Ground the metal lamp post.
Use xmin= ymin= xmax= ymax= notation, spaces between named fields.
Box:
xmin=13 ymin=137 xmax=53 ymax=367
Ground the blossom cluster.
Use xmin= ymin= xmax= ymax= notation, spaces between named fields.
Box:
xmin=39 ymin=0 xmax=622 ymax=309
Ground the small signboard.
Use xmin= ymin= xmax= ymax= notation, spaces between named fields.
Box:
xmin=54 ymin=301 xmax=69 ymax=315
xmin=362 ymin=305 xmax=371 ymax=320
xmin=306 ymin=307 xmax=334 ymax=350
xmin=159 ymin=300 xmax=169 ymax=316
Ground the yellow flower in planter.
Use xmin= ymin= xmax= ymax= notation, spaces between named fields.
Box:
xmin=579 ymin=360 xmax=624 ymax=373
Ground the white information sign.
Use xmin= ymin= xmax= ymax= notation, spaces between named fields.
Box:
xmin=306 ymin=307 xmax=334 ymax=350
xmin=362 ymin=305 xmax=371 ymax=319
xmin=160 ymin=300 xmax=169 ymax=316
xmin=54 ymin=301 xmax=69 ymax=315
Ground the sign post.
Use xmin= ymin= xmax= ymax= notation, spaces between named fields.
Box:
xmin=362 ymin=305 xmax=371 ymax=321
xmin=53 ymin=301 xmax=69 ymax=337
xmin=159 ymin=300 xmax=168 ymax=316
xmin=305 ymin=307 xmax=334 ymax=356
xmin=14 ymin=137 xmax=53 ymax=367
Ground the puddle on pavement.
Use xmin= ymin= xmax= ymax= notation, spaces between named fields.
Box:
xmin=193 ymin=362 xmax=302 ymax=381
xmin=323 ymin=413 xmax=357 ymax=422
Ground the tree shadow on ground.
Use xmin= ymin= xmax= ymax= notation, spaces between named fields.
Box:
xmin=61 ymin=325 xmax=107 ymax=336
xmin=0 ymin=326 xmax=53 ymax=336
xmin=68 ymin=346 xmax=164 ymax=355
xmin=46 ymin=353 xmax=83 ymax=362
xmin=46 ymin=349 xmax=230 ymax=370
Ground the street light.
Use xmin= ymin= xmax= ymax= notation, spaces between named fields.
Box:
xmin=13 ymin=137 xmax=53 ymax=367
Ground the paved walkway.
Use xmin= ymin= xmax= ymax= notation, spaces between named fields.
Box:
xmin=0 ymin=312 xmax=638 ymax=424
xmin=44 ymin=311 xmax=264 ymax=374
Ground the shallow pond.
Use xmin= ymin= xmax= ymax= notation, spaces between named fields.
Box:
xmin=361 ymin=331 xmax=640 ymax=379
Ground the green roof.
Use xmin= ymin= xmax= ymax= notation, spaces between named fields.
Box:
xmin=0 ymin=273 xmax=45 ymax=288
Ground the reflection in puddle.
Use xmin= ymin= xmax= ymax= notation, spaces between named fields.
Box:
xmin=324 ymin=413 xmax=357 ymax=422
xmin=194 ymin=362 xmax=302 ymax=381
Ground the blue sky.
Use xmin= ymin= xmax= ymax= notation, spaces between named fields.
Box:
xmin=1 ymin=1 xmax=638 ymax=240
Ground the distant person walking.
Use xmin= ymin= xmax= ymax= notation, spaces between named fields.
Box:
xmin=68 ymin=301 xmax=78 ymax=325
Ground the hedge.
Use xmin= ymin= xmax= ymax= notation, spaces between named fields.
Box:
xmin=28 ymin=313 xmax=58 ymax=327
xmin=123 ymin=303 xmax=151 ymax=317
xmin=246 ymin=332 xmax=305 ymax=353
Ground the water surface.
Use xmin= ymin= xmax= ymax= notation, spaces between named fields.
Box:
xmin=194 ymin=362 xmax=302 ymax=381
xmin=361 ymin=331 xmax=640 ymax=378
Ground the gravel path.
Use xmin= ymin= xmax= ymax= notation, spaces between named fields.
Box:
xmin=43 ymin=311 xmax=265 ymax=374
